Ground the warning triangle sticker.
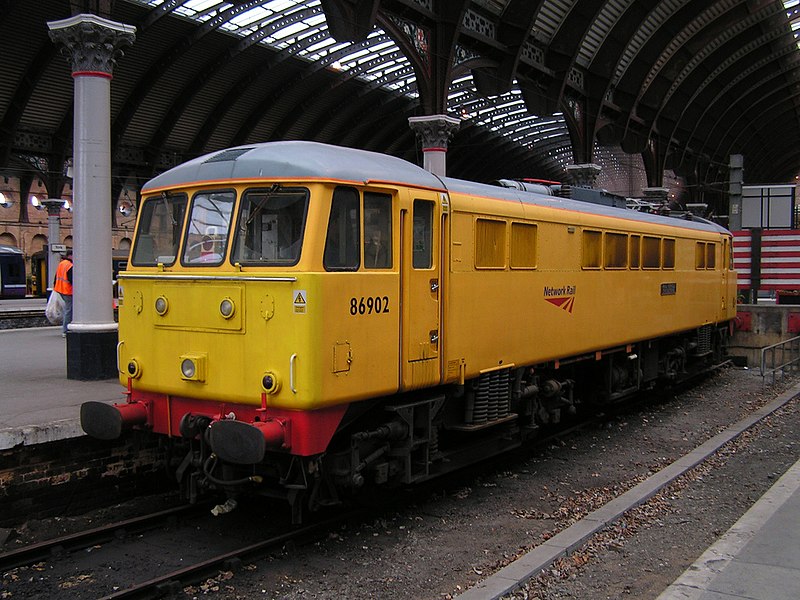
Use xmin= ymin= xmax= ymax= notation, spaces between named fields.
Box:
xmin=294 ymin=292 xmax=306 ymax=304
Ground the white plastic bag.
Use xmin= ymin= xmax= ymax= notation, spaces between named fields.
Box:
xmin=45 ymin=292 xmax=64 ymax=325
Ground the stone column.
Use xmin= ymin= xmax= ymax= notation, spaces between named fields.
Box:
xmin=408 ymin=115 xmax=460 ymax=177
xmin=48 ymin=14 xmax=135 ymax=380
xmin=565 ymin=163 xmax=602 ymax=188
xmin=42 ymin=199 xmax=67 ymax=289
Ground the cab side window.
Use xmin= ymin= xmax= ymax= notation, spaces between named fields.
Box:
xmin=363 ymin=192 xmax=392 ymax=269
xmin=324 ymin=186 xmax=360 ymax=271
xmin=413 ymin=200 xmax=434 ymax=269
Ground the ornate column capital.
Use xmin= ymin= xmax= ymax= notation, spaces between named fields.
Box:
xmin=48 ymin=14 xmax=136 ymax=76
xmin=42 ymin=198 xmax=68 ymax=216
xmin=408 ymin=114 xmax=461 ymax=150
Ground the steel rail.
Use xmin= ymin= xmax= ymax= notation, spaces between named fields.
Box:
xmin=0 ymin=504 xmax=202 ymax=572
xmin=98 ymin=511 xmax=363 ymax=600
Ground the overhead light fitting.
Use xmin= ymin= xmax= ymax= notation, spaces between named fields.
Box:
xmin=30 ymin=196 xmax=71 ymax=212
xmin=119 ymin=190 xmax=136 ymax=217
xmin=0 ymin=192 xmax=11 ymax=208
xmin=119 ymin=199 xmax=135 ymax=217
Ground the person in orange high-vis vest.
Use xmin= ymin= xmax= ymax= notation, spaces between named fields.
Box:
xmin=53 ymin=252 xmax=73 ymax=337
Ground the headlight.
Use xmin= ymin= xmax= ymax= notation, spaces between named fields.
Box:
xmin=219 ymin=298 xmax=235 ymax=319
xmin=181 ymin=359 xmax=196 ymax=378
xmin=179 ymin=353 xmax=207 ymax=382
xmin=155 ymin=296 xmax=169 ymax=315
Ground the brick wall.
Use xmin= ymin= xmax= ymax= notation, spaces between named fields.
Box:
xmin=0 ymin=432 xmax=179 ymax=527
xmin=730 ymin=304 xmax=800 ymax=368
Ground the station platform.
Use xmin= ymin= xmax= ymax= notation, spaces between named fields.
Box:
xmin=0 ymin=325 xmax=122 ymax=450
xmin=657 ymin=457 xmax=800 ymax=600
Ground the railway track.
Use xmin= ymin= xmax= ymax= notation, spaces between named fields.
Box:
xmin=98 ymin=512 xmax=362 ymax=600
xmin=0 ymin=497 xmax=368 ymax=600
xmin=0 ymin=307 xmax=48 ymax=329
xmin=0 ymin=504 xmax=204 ymax=572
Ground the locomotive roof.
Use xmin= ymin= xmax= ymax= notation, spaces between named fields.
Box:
xmin=141 ymin=141 xmax=445 ymax=192
xmin=441 ymin=177 xmax=731 ymax=235
xmin=143 ymin=141 xmax=729 ymax=236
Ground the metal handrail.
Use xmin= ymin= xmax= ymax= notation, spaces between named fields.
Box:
xmin=760 ymin=335 xmax=800 ymax=384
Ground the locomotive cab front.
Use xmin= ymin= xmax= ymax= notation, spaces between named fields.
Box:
xmin=111 ymin=180 xmax=403 ymax=410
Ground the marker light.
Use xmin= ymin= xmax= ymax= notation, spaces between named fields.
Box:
xmin=127 ymin=359 xmax=141 ymax=378
xmin=261 ymin=371 xmax=280 ymax=394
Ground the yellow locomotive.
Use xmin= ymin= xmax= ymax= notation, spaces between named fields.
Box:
xmin=81 ymin=141 xmax=736 ymax=521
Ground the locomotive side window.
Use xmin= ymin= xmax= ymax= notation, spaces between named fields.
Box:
xmin=662 ymin=238 xmax=676 ymax=269
xmin=642 ymin=236 xmax=661 ymax=269
xmin=629 ymin=235 xmax=641 ymax=269
xmin=413 ymin=200 xmax=434 ymax=269
xmin=510 ymin=222 xmax=537 ymax=269
xmin=706 ymin=242 xmax=716 ymax=269
xmin=727 ymin=239 xmax=733 ymax=270
xmin=324 ymin=186 xmax=360 ymax=271
xmin=231 ymin=187 xmax=308 ymax=265
xmin=697 ymin=242 xmax=717 ymax=270
xmin=131 ymin=193 xmax=187 ymax=266
xmin=604 ymin=232 xmax=627 ymax=269
xmin=182 ymin=191 xmax=235 ymax=265
xmin=581 ymin=230 xmax=602 ymax=269
xmin=695 ymin=242 xmax=706 ymax=269
xmin=475 ymin=218 xmax=506 ymax=268
xmin=364 ymin=192 xmax=392 ymax=269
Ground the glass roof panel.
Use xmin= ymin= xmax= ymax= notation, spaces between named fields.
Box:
xmin=783 ymin=1 xmax=800 ymax=47
xmin=126 ymin=1 xmax=614 ymax=183
xmin=182 ymin=0 xmax=224 ymax=13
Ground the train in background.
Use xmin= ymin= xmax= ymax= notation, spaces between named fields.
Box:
xmin=28 ymin=248 xmax=128 ymax=299
xmin=80 ymin=141 xmax=737 ymax=522
xmin=0 ymin=245 xmax=26 ymax=298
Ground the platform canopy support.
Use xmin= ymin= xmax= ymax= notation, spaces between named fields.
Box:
xmin=48 ymin=14 xmax=135 ymax=380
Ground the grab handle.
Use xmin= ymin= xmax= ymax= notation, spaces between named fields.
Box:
xmin=116 ymin=341 xmax=125 ymax=374
xmin=290 ymin=353 xmax=297 ymax=394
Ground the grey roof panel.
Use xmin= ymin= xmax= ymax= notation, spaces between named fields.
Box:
xmin=141 ymin=140 xmax=445 ymax=191
xmin=441 ymin=175 xmax=729 ymax=234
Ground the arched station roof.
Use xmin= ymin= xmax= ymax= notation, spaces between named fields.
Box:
xmin=1 ymin=0 xmax=800 ymax=214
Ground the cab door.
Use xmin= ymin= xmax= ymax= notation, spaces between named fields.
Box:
xmin=400 ymin=190 xmax=441 ymax=390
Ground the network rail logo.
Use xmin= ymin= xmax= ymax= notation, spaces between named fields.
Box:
xmin=543 ymin=285 xmax=576 ymax=314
